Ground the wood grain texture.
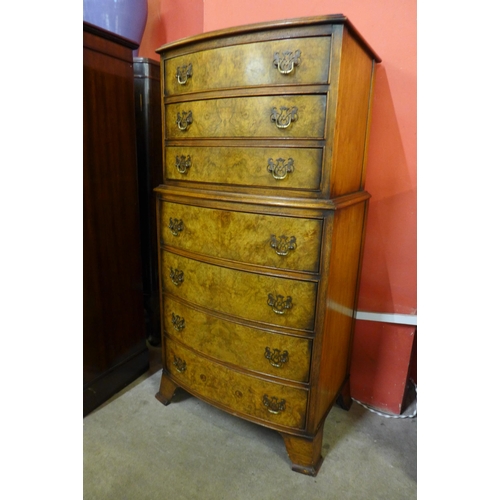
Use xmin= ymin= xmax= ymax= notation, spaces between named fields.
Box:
xmin=166 ymin=95 xmax=326 ymax=139
xmin=161 ymin=250 xmax=318 ymax=331
xmin=156 ymin=14 xmax=380 ymax=63
xmin=155 ymin=15 xmax=380 ymax=476
xmin=165 ymin=338 xmax=309 ymax=429
xmin=159 ymin=200 xmax=323 ymax=272
xmin=164 ymin=296 xmax=312 ymax=382
xmin=330 ymin=29 xmax=375 ymax=196
xmin=311 ymin=200 xmax=368 ymax=428
xmin=281 ymin=423 xmax=324 ymax=476
xmin=155 ymin=371 xmax=178 ymax=405
xmin=164 ymin=36 xmax=331 ymax=95
xmin=164 ymin=145 xmax=323 ymax=191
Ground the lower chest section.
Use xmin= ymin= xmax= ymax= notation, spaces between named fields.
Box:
xmin=158 ymin=196 xmax=325 ymax=431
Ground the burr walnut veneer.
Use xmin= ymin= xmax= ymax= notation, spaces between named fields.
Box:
xmin=155 ymin=14 xmax=380 ymax=476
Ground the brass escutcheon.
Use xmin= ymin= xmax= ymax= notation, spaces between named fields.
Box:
xmin=168 ymin=218 xmax=184 ymax=236
xmin=169 ymin=268 xmax=184 ymax=286
xmin=262 ymin=394 xmax=286 ymax=414
xmin=176 ymin=110 xmax=193 ymax=131
xmin=270 ymin=106 xmax=298 ymax=129
xmin=171 ymin=313 xmax=185 ymax=332
xmin=273 ymin=50 xmax=301 ymax=75
xmin=267 ymin=293 xmax=293 ymax=315
xmin=270 ymin=234 xmax=297 ymax=256
xmin=175 ymin=63 xmax=192 ymax=85
xmin=175 ymin=155 xmax=191 ymax=174
xmin=267 ymin=157 xmax=294 ymax=180
xmin=265 ymin=347 xmax=289 ymax=368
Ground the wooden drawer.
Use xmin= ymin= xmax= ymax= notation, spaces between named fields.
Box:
xmin=166 ymin=95 xmax=326 ymax=139
xmin=165 ymin=36 xmax=331 ymax=95
xmin=161 ymin=250 xmax=317 ymax=331
xmin=165 ymin=145 xmax=323 ymax=190
xmin=164 ymin=297 xmax=312 ymax=383
xmin=165 ymin=338 xmax=308 ymax=429
xmin=160 ymin=201 xmax=323 ymax=273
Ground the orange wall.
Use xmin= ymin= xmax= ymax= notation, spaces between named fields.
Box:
xmin=138 ymin=0 xmax=417 ymax=414
xmin=139 ymin=0 xmax=417 ymax=316
xmin=138 ymin=0 xmax=204 ymax=57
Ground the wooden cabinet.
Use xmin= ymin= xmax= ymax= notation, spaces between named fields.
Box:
xmin=155 ymin=14 xmax=381 ymax=475
xmin=134 ymin=58 xmax=163 ymax=346
xmin=83 ymin=22 xmax=148 ymax=416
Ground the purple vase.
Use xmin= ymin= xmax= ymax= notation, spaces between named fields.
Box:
xmin=83 ymin=0 xmax=148 ymax=53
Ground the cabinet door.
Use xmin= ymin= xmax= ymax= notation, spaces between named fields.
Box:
xmin=83 ymin=23 xmax=147 ymax=416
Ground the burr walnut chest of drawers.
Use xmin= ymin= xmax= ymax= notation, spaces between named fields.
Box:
xmin=155 ymin=14 xmax=381 ymax=476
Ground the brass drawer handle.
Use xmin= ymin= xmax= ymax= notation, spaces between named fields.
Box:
xmin=176 ymin=110 xmax=193 ymax=131
xmin=262 ymin=394 xmax=286 ymax=414
xmin=173 ymin=355 xmax=187 ymax=373
xmin=175 ymin=63 xmax=192 ymax=85
xmin=168 ymin=218 xmax=184 ymax=236
xmin=267 ymin=157 xmax=294 ymax=180
xmin=273 ymin=50 xmax=301 ymax=75
xmin=267 ymin=293 xmax=293 ymax=315
xmin=265 ymin=347 xmax=289 ymax=368
xmin=171 ymin=313 xmax=185 ymax=332
xmin=270 ymin=235 xmax=296 ymax=256
xmin=169 ymin=268 xmax=184 ymax=286
xmin=175 ymin=155 xmax=191 ymax=174
xmin=270 ymin=106 xmax=298 ymax=129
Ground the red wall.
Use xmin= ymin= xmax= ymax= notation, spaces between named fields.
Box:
xmin=138 ymin=0 xmax=417 ymax=414
xmin=138 ymin=0 xmax=204 ymax=56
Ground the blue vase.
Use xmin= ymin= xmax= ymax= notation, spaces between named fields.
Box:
xmin=83 ymin=0 xmax=148 ymax=51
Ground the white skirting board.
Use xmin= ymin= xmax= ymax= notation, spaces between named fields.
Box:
xmin=355 ymin=311 xmax=417 ymax=326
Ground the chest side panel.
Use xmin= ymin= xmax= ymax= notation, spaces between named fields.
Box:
xmin=330 ymin=30 xmax=376 ymax=195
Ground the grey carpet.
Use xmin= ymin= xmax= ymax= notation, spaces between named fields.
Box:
xmin=83 ymin=347 xmax=416 ymax=500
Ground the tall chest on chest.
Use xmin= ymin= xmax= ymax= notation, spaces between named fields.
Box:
xmin=155 ymin=15 xmax=380 ymax=476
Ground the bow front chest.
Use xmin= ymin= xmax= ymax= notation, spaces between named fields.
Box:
xmin=155 ymin=14 xmax=381 ymax=476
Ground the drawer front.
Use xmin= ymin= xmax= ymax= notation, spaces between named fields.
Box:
xmin=165 ymin=338 xmax=308 ymax=429
xmin=165 ymin=146 xmax=323 ymax=190
xmin=164 ymin=297 xmax=312 ymax=383
xmin=160 ymin=201 xmax=323 ymax=273
xmin=165 ymin=36 xmax=331 ymax=95
xmin=166 ymin=95 xmax=326 ymax=139
xmin=161 ymin=251 xmax=317 ymax=331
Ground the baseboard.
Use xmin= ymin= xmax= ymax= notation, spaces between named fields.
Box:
xmin=356 ymin=311 xmax=417 ymax=326
xmin=84 ymin=345 xmax=150 ymax=417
